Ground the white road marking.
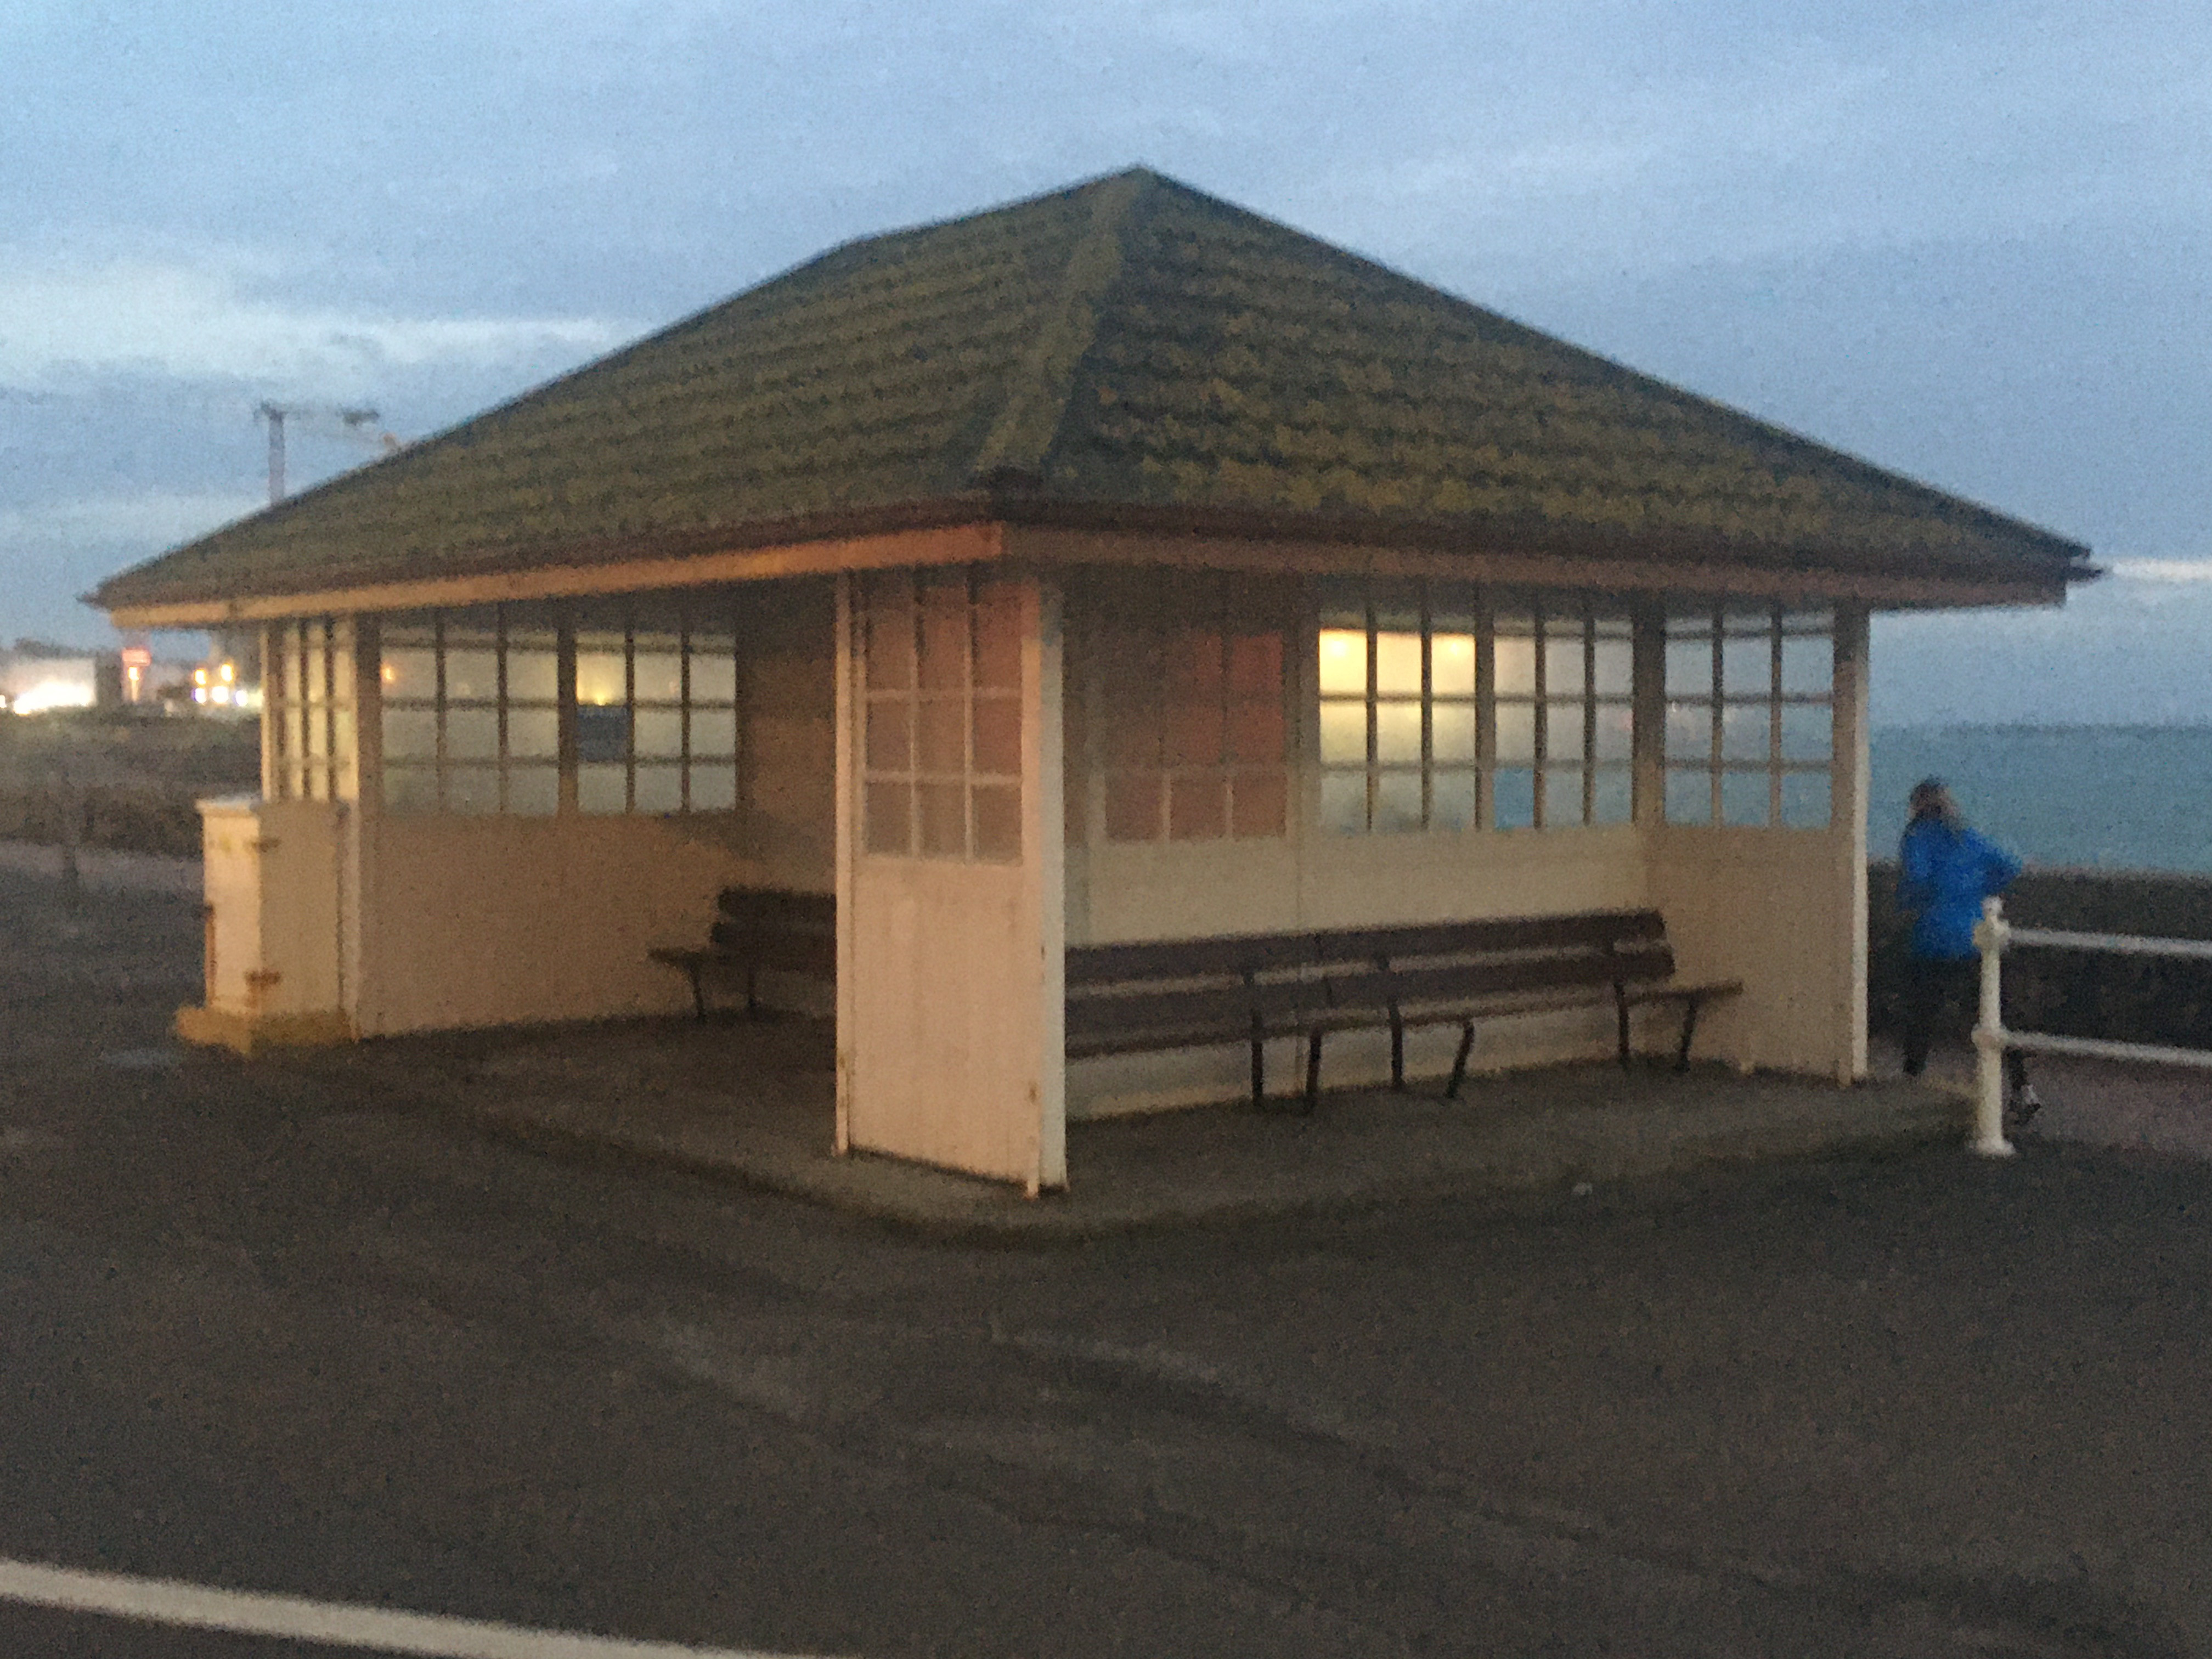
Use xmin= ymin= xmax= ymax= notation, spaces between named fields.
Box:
xmin=0 ymin=1558 xmax=831 ymax=1658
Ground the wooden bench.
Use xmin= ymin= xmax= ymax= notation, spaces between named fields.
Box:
xmin=651 ymin=888 xmax=836 ymax=1020
xmin=1295 ymin=910 xmax=1741 ymax=1105
xmin=1066 ymin=909 xmax=1740 ymax=1111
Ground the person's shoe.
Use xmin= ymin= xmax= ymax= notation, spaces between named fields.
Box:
xmin=2007 ymin=1085 xmax=2044 ymax=1131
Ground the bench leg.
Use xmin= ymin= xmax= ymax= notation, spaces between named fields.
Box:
xmin=1303 ymin=1030 xmax=1323 ymax=1113
xmin=688 ymin=964 xmax=708 ymax=1022
xmin=1446 ymin=1022 xmax=1475 ymax=1099
xmin=1614 ymin=983 xmax=1632 ymax=1070
xmin=1390 ymin=1015 xmax=1406 ymax=1091
xmin=744 ymin=964 xmax=759 ymax=1018
xmin=1250 ymin=1030 xmax=1267 ymax=1109
xmin=1675 ymin=995 xmax=1702 ymax=1072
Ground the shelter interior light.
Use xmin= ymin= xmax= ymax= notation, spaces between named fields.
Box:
xmin=12 ymin=680 xmax=97 ymax=715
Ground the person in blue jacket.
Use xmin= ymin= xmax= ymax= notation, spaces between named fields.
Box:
xmin=1897 ymin=778 xmax=2040 ymax=1125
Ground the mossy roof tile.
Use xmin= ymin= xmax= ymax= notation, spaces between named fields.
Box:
xmin=97 ymin=168 xmax=2085 ymax=611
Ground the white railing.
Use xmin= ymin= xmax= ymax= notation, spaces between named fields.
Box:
xmin=1970 ymin=895 xmax=2212 ymax=1156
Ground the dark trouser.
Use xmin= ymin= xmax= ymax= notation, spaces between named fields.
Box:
xmin=1902 ymin=955 xmax=2028 ymax=1092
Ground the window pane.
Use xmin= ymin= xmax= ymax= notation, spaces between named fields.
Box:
xmin=446 ymin=707 xmax=499 ymax=761
xmin=1229 ymin=698 xmax=1285 ymax=765
xmin=687 ymin=650 xmax=737 ymax=704
xmin=1319 ymin=699 xmax=1367 ymax=766
xmin=1431 ymin=633 xmax=1475 ymax=698
xmin=973 ymin=584 xmax=1023 ymax=691
xmin=578 ymin=763 xmax=627 ymax=814
xmin=1169 ymin=775 xmax=1226 ymax=840
xmin=1375 ymin=631 xmax=1422 ymax=697
xmin=1166 ymin=629 xmax=1224 ymax=695
xmin=1167 ymin=700 xmax=1224 ymax=767
xmin=865 ymin=781 xmax=911 ymax=853
xmin=635 ymin=763 xmax=683 ymax=813
xmin=865 ymin=605 xmax=913 ymax=692
xmin=1593 ymin=767 xmax=1633 ymax=825
xmin=446 ymin=766 xmax=500 ymax=816
xmin=381 ymin=647 xmax=437 ymax=702
xmin=1665 ymin=768 xmax=1712 ymax=825
xmin=1666 ymin=701 xmax=1712 ymax=762
xmin=304 ymin=705 xmax=329 ymax=760
xmin=506 ymin=716 xmax=562 ymax=765
xmin=918 ymin=699 xmax=966 ymax=772
xmin=635 ymin=709 xmax=684 ymax=760
xmin=1105 ymin=772 xmax=1163 ymax=842
xmin=383 ymin=765 xmax=438 ymax=814
xmin=1780 ymin=703 xmax=1832 ymax=763
xmin=689 ymin=707 xmax=737 ymax=760
xmin=302 ymin=642 xmax=327 ymax=704
xmin=1592 ymin=637 xmax=1632 ymax=698
xmin=1545 ymin=699 xmax=1585 ymax=762
xmin=1375 ymin=699 xmax=1421 ymax=764
xmin=1493 ymin=634 xmax=1536 ymax=698
xmin=1722 ymin=635 xmax=1772 ymax=697
xmin=918 ymin=584 xmax=969 ymax=693
xmin=1722 ymin=770 xmax=1769 ymax=826
xmin=507 ymin=644 xmax=559 ymax=703
xmin=866 ymin=700 xmax=911 ymax=772
xmin=444 ymin=648 xmax=498 ymax=703
xmin=1780 ymin=635 xmax=1832 ymax=696
xmin=382 ymin=706 xmax=437 ymax=761
xmin=576 ymin=650 xmax=626 ymax=708
xmin=973 ymin=783 xmax=1022 ymax=859
xmin=1543 ymin=765 xmax=1584 ymax=827
xmin=1316 ymin=629 xmax=1367 ymax=696
xmin=1594 ymin=703 xmax=1634 ymax=763
xmin=1231 ymin=769 xmax=1288 ymax=838
xmin=1666 ymin=639 xmax=1712 ymax=696
xmin=1496 ymin=702 xmax=1535 ymax=764
xmin=1493 ymin=768 xmax=1536 ymax=830
xmin=1431 ymin=770 xmax=1476 ymax=832
xmin=1320 ymin=771 xmax=1367 ymax=834
xmin=689 ymin=764 xmax=738 ymax=812
xmin=1720 ymin=703 xmax=1770 ymax=763
xmin=507 ymin=765 xmax=559 ymax=816
xmin=1781 ymin=770 xmax=1832 ymax=828
xmin=1431 ymin=701 xmax=1476 ymax=764
xmin=918 ymin=780 xmax=965 ymax=855
xmin=973 ymin=696 xmax=1022 ymax=775
xmin=283 ymin=707 xmax=305 ymax=764
xmin=1543 ymin=633 xmax=1585 ymax=697
xmin=1375 ymin=771 xmax=1423 ymax=833
xmin=634 ymin=651 xmax=684 ymax=703
xmin=577 ymin=704 xmax=629 ymax=765
xmin=1228 ymin=633 xmax=1282 ymax=697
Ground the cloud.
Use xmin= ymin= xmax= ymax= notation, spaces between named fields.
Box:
xmin=0 ymin=249 xmax=626 ymax=398
xmin=2108 ymin=558 xmax=2212 ymax=583
xmin=0 ymin=489 xmax=262 ymax=551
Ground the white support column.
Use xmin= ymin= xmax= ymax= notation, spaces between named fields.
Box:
xmin=1832 ymin=605 xmax=1871 ymax=1084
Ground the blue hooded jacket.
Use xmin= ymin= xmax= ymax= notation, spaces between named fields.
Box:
xmin=1898 ymin=816 xmax=2021 ymax=960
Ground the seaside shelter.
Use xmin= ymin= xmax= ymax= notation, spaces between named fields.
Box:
xmin=95 ymin=169 xmax=2091 ymax=1194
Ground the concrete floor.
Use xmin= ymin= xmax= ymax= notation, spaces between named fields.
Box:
xmin=282 ymin=1012 xmax=1966 ymax=1238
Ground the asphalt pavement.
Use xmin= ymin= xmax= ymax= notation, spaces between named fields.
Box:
xmin=3 ymin=851 xmax=2209 ymax=1657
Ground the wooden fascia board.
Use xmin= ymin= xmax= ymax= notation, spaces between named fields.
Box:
xmin=101 ymin=522 xmax=1007 ymax=627
xmin=1003 ymin=526 xmax=2072 ymax=610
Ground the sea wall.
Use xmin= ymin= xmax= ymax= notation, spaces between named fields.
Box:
xmin=1871 ymin=862 xmax=2212 ymax=1051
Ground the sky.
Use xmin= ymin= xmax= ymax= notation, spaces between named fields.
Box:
xmin=1 ymin=0 xmax=2205 ymax=724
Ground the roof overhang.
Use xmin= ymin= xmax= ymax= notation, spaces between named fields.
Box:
xmin=97 ymin=499 xmax=2086 ymax=628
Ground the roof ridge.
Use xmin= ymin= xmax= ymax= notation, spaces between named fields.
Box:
xmin=964 ymin=169 xmax=1150 ymax=489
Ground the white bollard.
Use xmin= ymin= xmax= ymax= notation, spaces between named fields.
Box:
xmin=1970 ymin=895 xmax=2016 ymax=1156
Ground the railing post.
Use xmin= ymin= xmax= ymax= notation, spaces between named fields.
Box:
xmin=1970 ymin=895 xmax=2015 ymax=1157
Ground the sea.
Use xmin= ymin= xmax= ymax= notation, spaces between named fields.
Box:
xmin=1870 ymin=726 xmax=2212 ymax=875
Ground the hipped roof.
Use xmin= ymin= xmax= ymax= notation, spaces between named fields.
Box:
xmin=95 ymin=167 xmax=2090 ymax=616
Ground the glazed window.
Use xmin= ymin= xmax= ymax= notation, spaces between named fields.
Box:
xmin=265 ymin=617 xmax=357 ymax=803
xmin=860 ymin=571 xmax=1024 ymax=862
xmin=1097 ymin=622 xmax=1289 ymax=845
xmin=1663 ymin=606 xmax=1834 ymax=828
xmin=1318 ymin=590 xmax=1633 ymax=834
